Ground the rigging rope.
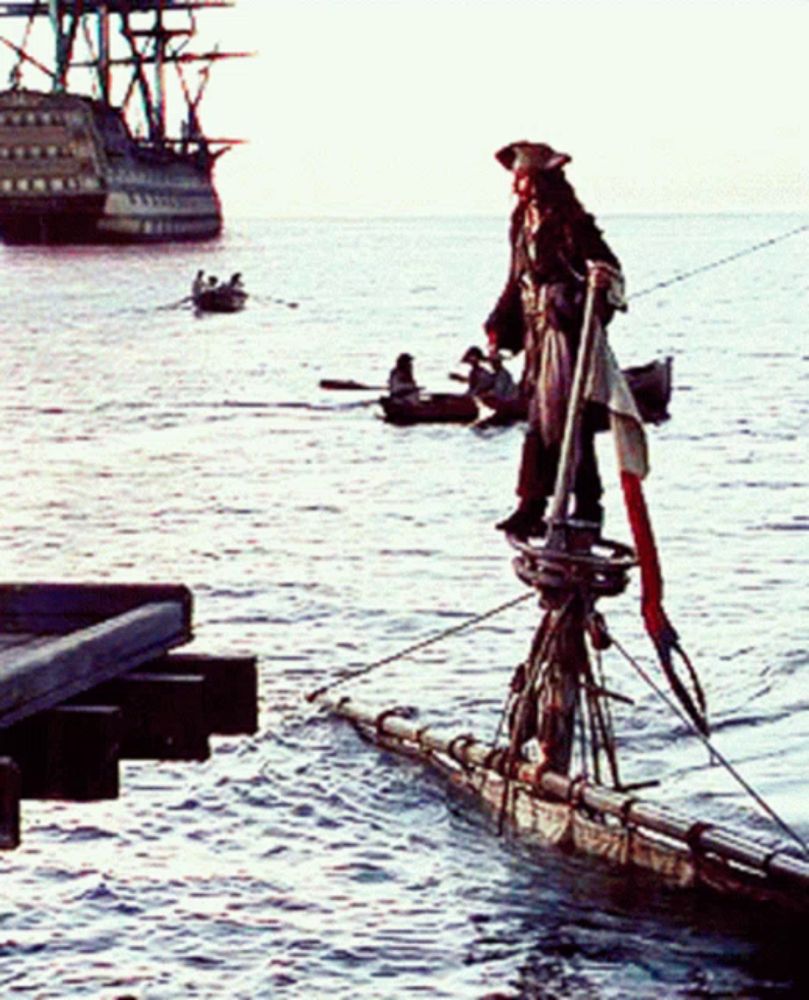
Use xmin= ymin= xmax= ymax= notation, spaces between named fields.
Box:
xmin=306 ymin=591 xmax=534 ymax=702
xmin=609 ymin=632 xmax=809 ymax=858
xmin=628 ymin=223 xmax=808 ymax=302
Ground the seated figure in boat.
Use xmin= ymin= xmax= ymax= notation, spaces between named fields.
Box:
xmin=485 ymin=140 xmax=626 ymax=539
xmin=487 ymin=351 xmax=519 ymax=403
xmin=388 ymin=353 xmax=419 ymax=403
xmin=452 ymin=345 xmax=496 ymax=396
xmin=465 ymin=346 xmax=497 ymax=395
xmin=228 ymin=272 xmax=245 ymax=292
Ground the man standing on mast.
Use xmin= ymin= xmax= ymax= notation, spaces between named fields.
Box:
xmin=485 ymin=141 xmax=626 ymax=539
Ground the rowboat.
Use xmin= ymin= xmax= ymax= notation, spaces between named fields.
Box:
xmin=379 ymin=391 xmax=519 ymax=426
xmin=379 ymin=356 xmax=673 ymax=428
xmin=311 ymin=274 xmax=809 ymax=916
xmin=193 ymin=284 xmax=248 ymax=314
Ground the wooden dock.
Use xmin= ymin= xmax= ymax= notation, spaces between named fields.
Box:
xmin=0 ymin=583 xmax=258 ymax=849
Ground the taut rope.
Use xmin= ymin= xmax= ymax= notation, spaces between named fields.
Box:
xmin=628 ymin=223 xmax=808 ymax=302
xmin=305 ymin=591 xmax=534 ymax=702
xmin=609 ymin=631 xmax=809 ymax=859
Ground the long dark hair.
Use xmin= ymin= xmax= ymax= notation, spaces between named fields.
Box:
xmin=526 ymin=170 xmax=619 ymax=270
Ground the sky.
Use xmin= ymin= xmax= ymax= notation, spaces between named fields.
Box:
xmin=202 ymin=0 xmax=809 ymax=218
xmin=4 ymin=0 xmax=808 ymax=217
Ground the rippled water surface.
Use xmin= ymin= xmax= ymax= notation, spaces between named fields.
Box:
xmin=0 ymin=214 xmax=807 ymax=998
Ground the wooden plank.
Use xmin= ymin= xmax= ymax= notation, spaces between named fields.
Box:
xmin=0 ymin=601 xmax=191 ymax=729
xmin=148 ymin=653 xmax=259 ymax=735
xmin=0 ymin=706 xmax=120 ymax=801
xmin=85 ymin=673 xmax=210 ymax=761
xmin=0 ymin=757 xmax=20 ymax=848
xmin=0 ymin=583 xmax=192 ymax=635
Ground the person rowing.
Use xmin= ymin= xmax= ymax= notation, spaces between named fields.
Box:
xmin=191 ymin=269 xmax=205 ymax=300
xmin=388 ymin=353 xmax=419 ymax=403
xmin=487 ymin=351 xmax=519 ymax=402
xmin=450 ymin=345 xmax=496 ymax=395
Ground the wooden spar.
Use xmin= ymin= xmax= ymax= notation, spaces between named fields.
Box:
xmin=319 ymin=379 xmax=386 ymax=391
xmin=312 ymin=691 xmax=809 ymax=903
xmin=547 ymin=264 xmax=604 ymax=531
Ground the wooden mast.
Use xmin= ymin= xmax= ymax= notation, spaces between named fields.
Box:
xmin=506 ymin=263 xmax=623 ymax=783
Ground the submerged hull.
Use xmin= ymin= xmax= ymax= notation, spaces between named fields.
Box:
xmin=0 ymin=90 xmax=221 ymax=244
xmin=316 ymin=692 xmax=809 ymax=916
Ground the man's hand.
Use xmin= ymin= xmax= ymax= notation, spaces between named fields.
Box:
xmin=586 ymin=261 xmax=627 ymax=312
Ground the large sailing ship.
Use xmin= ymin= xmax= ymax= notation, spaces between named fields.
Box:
xmin=0 ymin=1 xmax=245 ymax=244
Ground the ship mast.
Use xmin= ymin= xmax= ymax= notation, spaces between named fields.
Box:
xmin=0 ymin=2 xmax=248 ymax=152
xmin=97 ymin=2 xmax=110 ymax=103
xmin=46 ymin=0 xmax=64 ymax=90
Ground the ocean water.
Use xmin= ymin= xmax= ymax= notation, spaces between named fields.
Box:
xmin=0 ymin=212 xmax=806 ymax=998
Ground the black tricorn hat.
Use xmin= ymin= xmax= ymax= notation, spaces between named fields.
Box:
xmin=495 ymin=141 xmax=571 ymax=173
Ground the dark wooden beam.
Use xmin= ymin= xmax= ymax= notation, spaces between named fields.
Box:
xmin=0 ymin=706 xmax=121 ymax=800
xmin=148 ymin=653 xmax=258 ymax=735
xmin=0 ymin=583 xmax=192 ymax=635
xmin=86 ymin=672 xmax=210 ymax=761
xmin=0 ymin=757 xmax=20 ymax=848
xmin=0 ymin=601 xmax=191 ymax=729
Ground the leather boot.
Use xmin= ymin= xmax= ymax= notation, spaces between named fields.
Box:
xmin=572 ymin=499 xmax=603 ymax=528
xmin=496 ymin=498 xmax=548 ymax=539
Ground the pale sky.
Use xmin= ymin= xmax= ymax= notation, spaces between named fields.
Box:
xmin=4 ymin=0 xmax=808 ymax=217
xmin=202 ymin=0 xmax=808 ymax=218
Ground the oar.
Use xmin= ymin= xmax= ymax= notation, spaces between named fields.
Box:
xmin=319 ymin=379 xmax=387 ymax=391
xmin=256 ymin=295 xmax=299 ymax=309
xmin=157 ymin=295 xmax=193 ymax=311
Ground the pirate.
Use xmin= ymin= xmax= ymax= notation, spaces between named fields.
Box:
xmin=485 ymin=141 xmax=625 ymax=539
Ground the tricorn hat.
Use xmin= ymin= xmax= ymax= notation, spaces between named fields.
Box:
xmin=397 ymin=352 xmax=413 ymax=364
xmin=461 ymin=345 xmax=484 ymax=363
xmin=495 ymin=141 xmax=571 ymax=173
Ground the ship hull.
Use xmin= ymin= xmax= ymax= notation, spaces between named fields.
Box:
xmin=0 ymin=90 xmax=222 ymax=245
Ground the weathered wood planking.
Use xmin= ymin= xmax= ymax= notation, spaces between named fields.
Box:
xmin=0 ymin=600 xmax=192 ymax=729
xmin=0 ymin=583 xmax=192 ymax=635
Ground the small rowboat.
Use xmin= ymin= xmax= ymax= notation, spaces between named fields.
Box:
xmin=379 ymin=356 xmax=673 ymax=428
xmin=193 ymin=284 xmax=248 ymax=314
xmin=380 ymin=391 xmax=519 ymax=426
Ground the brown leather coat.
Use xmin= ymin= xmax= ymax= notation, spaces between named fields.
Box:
xmin=485 ymin=200 xmax=621 ymax=355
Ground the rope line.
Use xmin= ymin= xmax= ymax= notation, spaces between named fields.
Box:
xmin=609 ymin=632 xmax=809 ymax=858
xmin=628 ymin=223 xmax=808 ymax=302
xmin=306 ymin=591 xmax=534 ymax=702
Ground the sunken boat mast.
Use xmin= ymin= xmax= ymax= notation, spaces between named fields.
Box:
xmin=313 ymin=265 xmax=809 ymax=914
xmin=0 ymin=1 xmax=248 ymax=243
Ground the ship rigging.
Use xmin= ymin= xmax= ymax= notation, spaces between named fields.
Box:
xmin=0 ymin=1 xmax=249 ymax=243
